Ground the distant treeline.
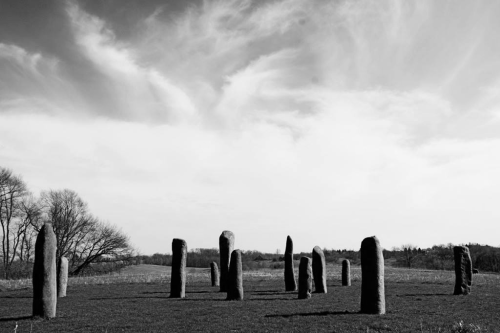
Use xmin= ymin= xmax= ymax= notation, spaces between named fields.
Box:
xmin=384 ymin=243 xmax=500 ymax=273
xmin=133 ymin=248 xmax=360 ymax=270
xmin=133 ymin=244 xmax=500 ymax=273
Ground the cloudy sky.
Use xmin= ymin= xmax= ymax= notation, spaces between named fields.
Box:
xmin=1 ymin=0 xmax=500 ymax=254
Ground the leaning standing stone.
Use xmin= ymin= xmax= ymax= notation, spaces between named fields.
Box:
xmin=312 ymin=246 xmax=327 ymax=293
xmin=298 ymin=257 xmax=312 ymax=299
xmin=57 ymin=257 xmax=68 ymax=298
xmin=453 ymin=246 xmax=472 ymax=295
xmin=342 ymin=259 xmax=351 ymax=286
xmin=219 ymin=230 xmax=235 ymax=292
xmin=32 ymin=223 xmax=57 ymax=318
xmin=284 ymin=235 xmax=297 ymax=291
xmin=360 ymin=236 xmax=385 ymax=314
xmin=227 ymin=250 xmax=243 ymax=300
xmin=170 ymin=238 xmax=187 ymax=298
xmin=210 ymin=262 xmax=219 ymax=287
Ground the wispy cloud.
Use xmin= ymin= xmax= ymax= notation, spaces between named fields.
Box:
xmin=0 ymin=43 xmax=58 ymax=73
xmin=66 ymin=2 xmax=197 ymax=122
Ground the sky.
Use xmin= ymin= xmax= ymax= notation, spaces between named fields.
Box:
xmin=1 ymin=0 xmax=500 ymax=255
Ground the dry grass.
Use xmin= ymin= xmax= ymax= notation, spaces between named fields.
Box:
xmin=3 ymin=264 xmax=499 ymax=290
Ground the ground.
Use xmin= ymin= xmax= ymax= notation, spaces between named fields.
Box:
xmin=0 ymin=265 xmax=499 ymax=332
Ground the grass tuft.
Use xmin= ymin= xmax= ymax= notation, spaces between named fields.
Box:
xmin=451 ymin=321 xmax=486 ymax=333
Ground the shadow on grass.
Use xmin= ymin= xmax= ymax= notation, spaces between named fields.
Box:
xmin=89 ymin=296 xmax=170 ymax=301
xmin=186 ymin=291 xmax=212 ymax=294
xmin=0 ymin=315 xmax=32 ymax=322
xmin=252 ymin=291 xmax=292 ymax=296
xmin=178 ymin=299 xmax=226 ymax=302
xmin=396 ymin=293 xmax=449 ymax=297
xmin=250 ymin=298 xmax=295 ymax=301
xmin=141 ymin=291 xmax=213 ymax=295
xmin=89 ymin=296 xmax=228 ymax=302
xmin=141 ymin=291 xmax=168 ymax=295
xmin=265 ymin=311 xmax=356 ymax=318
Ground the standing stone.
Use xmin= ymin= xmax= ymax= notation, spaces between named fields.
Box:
xmin=227 ymin=250 xmax=243 ymax=300
xmin=284 ymin=235 xmax=297 ymax=291
xmin=170 ymin=238 xmax=187 ymax=298
xmin=453 ymin=246 xmax=472 ymax=295
xmin=312 ymin=246 xmax=327 ymax=293
xmin=32 ymin=223 xmax=57 ymax=319
xmin=298 ymin=257 xmax=312 ymax=299
xmin=360 ymin=236 xmax=385 ymax=314
xmin=57 ymin=257 xmax=68 ymax=298
xmin=219 ymin=231 xmax=235 ymax=292
xmin=342 ymin=259 xmax=351 ymax=286
xmin=210 ymin=262 xmax=219 ymax=287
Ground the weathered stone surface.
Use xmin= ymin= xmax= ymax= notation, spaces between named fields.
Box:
xmin=219 ymin=231 xmax=235 ymax=292
xmin=454 ymin=246 xmax=472 ymax=295
xmin=170 ymin=238 xmax=187 ymax=298
xmin=312 ymin=246 xmax=327 ymax=293
xmin=32 ymin=223 xmax=57 ymax=319
xmin=210 ymin=262 xmax=219 ymax=287
xmin=284 ymin=235 xmax=297 ymax=291
xmin=298 ymin=257 xmax=312 ymax=299
xmin=57 ymin=257 xmax=68 ymax=298
xmin=360 ymin=236 xmax=385 ymax=314
xmin=227 ymin=250 xmax=243 ymax=301
xmin=342 ymin=259 xmax=351 ymax=286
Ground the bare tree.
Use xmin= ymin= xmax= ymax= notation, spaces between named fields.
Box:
xmin=40 ymin=189 xmax=96 ymax=263
xmin=41 ymin=189 xmax=132 ymax=275
xmin=0 ymin=167 xmax=28 ymax=278
xmin=71 ymin=222 xmax=130 ymax=275
xmin=16 ymin=193 xmax=42 ymax=262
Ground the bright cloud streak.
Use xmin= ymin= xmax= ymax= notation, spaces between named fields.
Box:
xmin=1 ymin=0 xmax=500 ymax=254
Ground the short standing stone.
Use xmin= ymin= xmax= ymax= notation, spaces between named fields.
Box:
xmin=312 ymin=246 xmax=327 ymax=293
xmin=32 ymin=223 xmax=57 ymax=318
xmin=360 ymin=236 xmax=385 ymax=314
xmin=453 ymin=246 xmax=472 ymax=295
xmin=210 ymin=262 xmax=220 ymax=287
xmin=284 ymin=235 xmax=297 ymax=291
xmin=342 ymin=259 xmax=351 ymax=286
xmin=219 ymin=231 xmax=235 ymax=292
xmin=298 ymin=257 xmax=312 ymax=299
xmin=57 ymin=257 xmax=68 ymax=298
xmin=227 ymin=250 xmax=243 ymax=300
xmin=170 ymin=238 xmax=187 ymax=298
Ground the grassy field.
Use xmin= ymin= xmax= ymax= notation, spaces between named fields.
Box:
xmin=1 ymin=265 xmax=499 ymax=332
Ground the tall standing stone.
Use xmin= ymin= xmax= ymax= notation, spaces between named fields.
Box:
xmin=453 ymin=246 xmax=472 ymax=295
xmin=342 ymin=259 xmax=351 ymax=286
xmin=312 ymin=246 xmax=327 ymax=293
xmin=227 ymin=250 xmax=243 ymax=300
xmin=360 ymin=236 xmax=385 ymax=314
xmin=170 ymin=238 xmax=187 ymax=298
xmin=57 ymin=257 xmax=68 ymax=298
xmin=219 ymin=231 xmax=234 ymax=292
xmin=210 ymin=262 xmax=219 ymax=287
xmin=284 ymin=235 xmax=297 ymax=291
xmin=32 ymin=223 xmax=57 ymax=319
xmin=298 ymin=257 xmax=312 ymax=299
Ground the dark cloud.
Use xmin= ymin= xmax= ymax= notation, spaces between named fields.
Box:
xmin=77 ymin=0 xmax=195 ymax=41
xmin=0 ymin=1 xmax=73 ymax=59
